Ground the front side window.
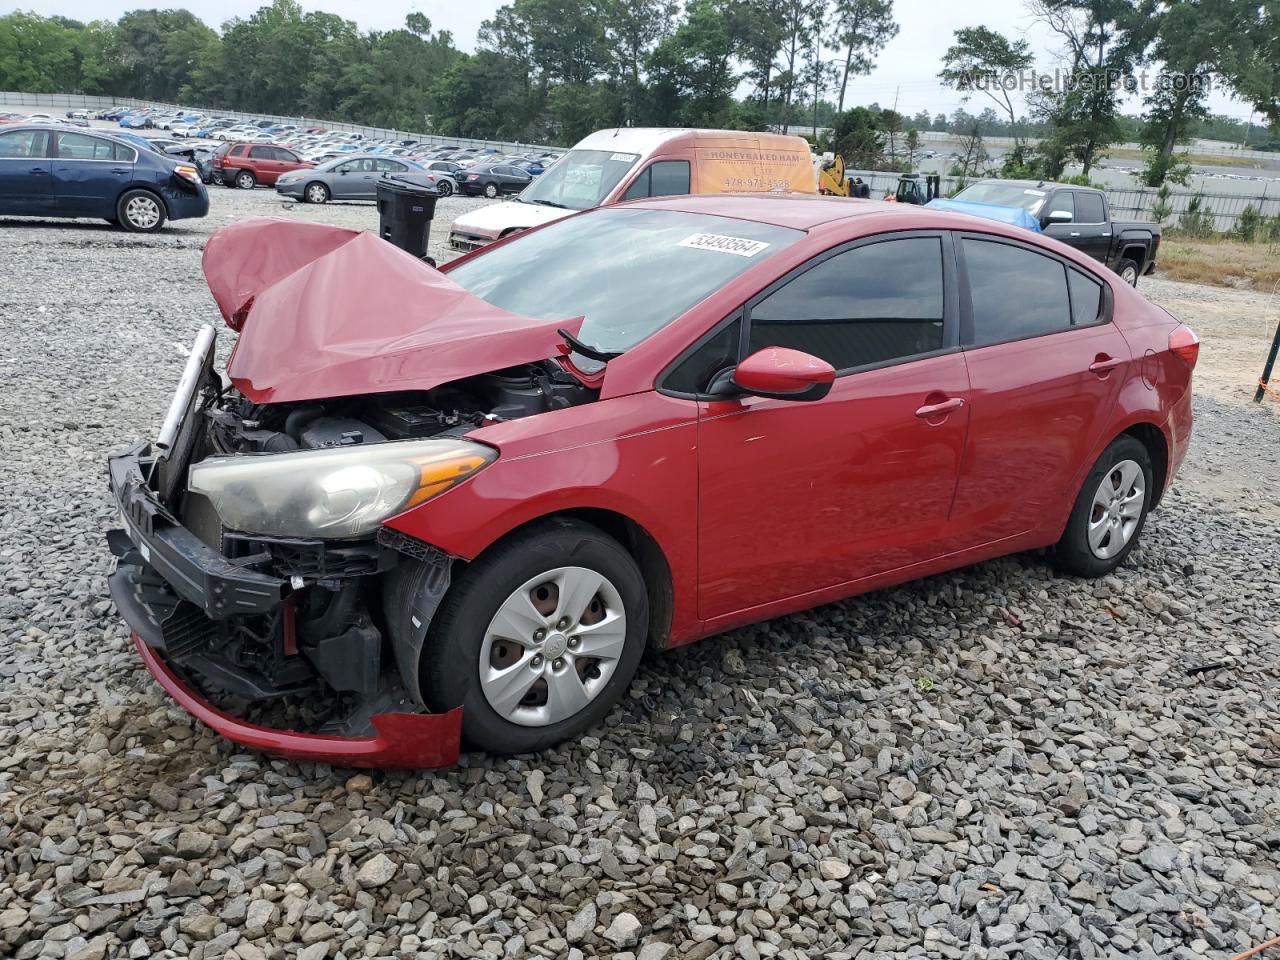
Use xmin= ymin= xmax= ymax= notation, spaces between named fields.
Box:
xmin=1047 ymin=192 xmax=1075 ymax=222
xmin=964 ymin=238 xmax=1071 ymax=346
xmin=447 ymin=207 xmax=801 ymax=371
xmin=275 ymin=148 xmax=299 ymax=163
xmin=623 ymin=160 xmax=692 ymax=201
xmin=747 ymin=237 xmax=946 ymax=371
xmin=0 ymin=129 xmax=49 ymax=159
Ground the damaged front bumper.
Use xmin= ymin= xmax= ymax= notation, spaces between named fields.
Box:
xmin=106 ymin=443 xmax=463 ymax=768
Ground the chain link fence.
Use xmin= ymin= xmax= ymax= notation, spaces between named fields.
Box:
xmin=0 ymin=91 xmax=564 ymax=156
xmin=846 ymin=170 xmax=1280 ymax=233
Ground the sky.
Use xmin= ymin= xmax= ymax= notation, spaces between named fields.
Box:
xmin=13 ymin=0 xmax=1256 ymax=121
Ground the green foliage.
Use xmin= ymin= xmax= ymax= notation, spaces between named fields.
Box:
xmin=1177 ymin=194 xmax=1215 ymax=238
xmin=1234 ymin=204 xmax=1262 ymax=242
xmin=830 ymin=106 xmax=886 ymax=169
xmin=1150 ymin=183 xmax=1173 ymax=224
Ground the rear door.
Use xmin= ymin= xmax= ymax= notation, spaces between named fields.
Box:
xmin=694 ymin=231 xmax=971 ymax=620
xmin=948 ymin=234 xmax=1130 ymax=545
xmin=51 ymin=132 xmax=134 ymax=217
xmin=0 ymin=128 xmax=53 ymax=212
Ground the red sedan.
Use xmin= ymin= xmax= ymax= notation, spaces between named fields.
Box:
xmin=107 ymin=196 xmax=1196 ymax=766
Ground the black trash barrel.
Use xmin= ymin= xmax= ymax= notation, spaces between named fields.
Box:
xmin=376 ymin=177 xmax=439 ymax=259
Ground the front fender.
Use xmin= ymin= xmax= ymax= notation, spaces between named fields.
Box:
xmin=383 ymin=394 xmax=701 ymax=643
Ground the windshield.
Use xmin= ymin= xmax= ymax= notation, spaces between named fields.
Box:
xmin=952 ymin=182 xmax=1047 ymax=214
xmin=517 ymin=149 xmax=640 ymax=210
xmin=447 ymin=207 xmax=802 ymax=371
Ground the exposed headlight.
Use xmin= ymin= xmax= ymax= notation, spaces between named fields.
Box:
xmin=188 ymin=439 xmax=495 ymax=539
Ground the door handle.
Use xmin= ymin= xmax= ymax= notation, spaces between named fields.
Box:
xmin=1070 ymin=231 xmax=1080 ymax=236
xmin=29 ymin=166 xmax=45 ymax=173
xmin=915 ymin=397 xmax=965 ymax=418
xmin=1089 ymin=355 xmax=1126 ymax=376
xmin=111 ymin=168 xmax=130 ymax=174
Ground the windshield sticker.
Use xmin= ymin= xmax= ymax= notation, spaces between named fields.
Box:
xmin=678 ymin=233 xmax=770 ymax=257
xmin=609 ymin=153 xmax=639 ymax=162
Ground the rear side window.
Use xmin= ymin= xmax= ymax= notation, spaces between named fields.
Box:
xmin=229 ymin=145 xmax=244 ymax=157
xmin=1075 ymin=192 xmax=1106 ymax=223
xmin=1068 ymin=268 xmax=1103 ymax=325
xmin=964 ymin=238 xmax=1071 ymax=346
xmin=0 ymin=129 xmax=49 ymax=158
xmin=249 ymin=146 xmax=273 ymax=159
xmin=623 ymin=160 xmax=692 ymax=201
xmin=55 ymin=133 xmax=119 ymax=160
xmin=747 ymin=237 xmax=946 ymax=371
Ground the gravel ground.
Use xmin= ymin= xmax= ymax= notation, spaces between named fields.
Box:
xmin=1 ymin=188 xmax=1279 ymax=960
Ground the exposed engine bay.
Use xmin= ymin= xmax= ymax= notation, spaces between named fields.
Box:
xmin=205 ymin=361 xmax=596 ymax=454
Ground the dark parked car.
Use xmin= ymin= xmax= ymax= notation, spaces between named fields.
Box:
xmin=458 ymin=163 xmax=533 ymax=198
xmin=950 ymin=180 xmax=1161 ymax=286
xmin=106 ymin=198 xmax=1195 ymax=767
xmin=212 ymin=142 xmax=313 ymax=189
xmin=0 ymin=125 xmax=208 ymax=232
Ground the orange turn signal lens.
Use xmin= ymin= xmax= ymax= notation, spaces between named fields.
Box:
xmin=404 ymin=453 xmax=494 ymax=507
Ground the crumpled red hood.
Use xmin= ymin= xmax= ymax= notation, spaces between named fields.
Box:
xmin=202 ymin=218 xmax=579 ymax=404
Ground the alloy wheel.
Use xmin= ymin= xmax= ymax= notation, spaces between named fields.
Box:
xmin=125 ymin=195 xmax=161 ymax=230
xmin=478 ymin=566 xmax=626 ymax=727
xmin=1088 ymin=459 xmax=1145 ymax=559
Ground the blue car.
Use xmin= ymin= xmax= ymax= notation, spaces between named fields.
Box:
xmin=0 ymin=125 xmax=209 ymax=232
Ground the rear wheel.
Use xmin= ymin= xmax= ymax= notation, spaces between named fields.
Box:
xmin=483 ymin=182 xmax=499 ymax=199
xmin=1118 ymin=258 xmax=1140 ymax=286
xmin=304 ymin=181 xmax=330 ymax=204
xmin=235 ymin=170 xmax=256 ymax=190
xmin=1053 ymin=435 xmax=1152 ymax=577
xmin=117 ymin=190 xmax=166 ymax=233
xmin=436 ymin=178 xmax=454 ymax=197
xmin=422 ymin=519 xmax=648 ymax=754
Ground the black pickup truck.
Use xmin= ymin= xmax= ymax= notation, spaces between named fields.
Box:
xmin=949 ymin=179 xmax=1160 ymax=286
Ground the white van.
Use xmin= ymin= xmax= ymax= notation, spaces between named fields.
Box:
xmin=447 ymin=127 xmax=816 ymax=251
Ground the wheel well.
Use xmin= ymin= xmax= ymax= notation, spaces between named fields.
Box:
xmin=464 ymin=509 xmax=674 ymax=651
xmin=1120 ymin=244 xmax=1147 ymax=267
xmin=119 ymin=185 xmax=169 ymax=217
xmin=1123 ymin=422 xmax=1168 ymax=506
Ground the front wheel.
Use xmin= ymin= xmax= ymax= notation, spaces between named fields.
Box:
xmin=422 ymin=519 xmax=648 ymax=754
xmin=117 ymin=190 xmax=166 ymax=233
xmin=483 ymin=182 xmax=499 ymax=199
xmin=1053 ymin=435 xmax=1153 ymax=577
xmin=1118 ymin=258 xmax=1140 ymax=286
xmin=304 ymin=181 xmax=330 ymax=204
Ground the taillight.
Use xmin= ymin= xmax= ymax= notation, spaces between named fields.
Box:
xmin=467 ymin=174 xmax=478 ymax=181
xmin=1169 ymin=325 xmax=1199 ymax=369
xmin=173 ymin=164 xmax=200 ymax=185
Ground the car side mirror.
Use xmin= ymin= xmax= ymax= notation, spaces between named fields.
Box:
xmin=712 ymin=347 xmax=836 ymax=402
xmin=1045 ymin=210 xmax=1073 ymax=224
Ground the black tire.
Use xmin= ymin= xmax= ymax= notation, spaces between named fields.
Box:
xmin=436 ymin=178 xmax=454 ymax=197
xmin=1118 ymin=258 xmax=1140 ymax=287
xmin=234 ymin=170 xmax=256 ymax=190
xmin=1053 ymin=435 xmax=1153 ymax=578
xmin=116 ymin=189 xmax=166 ymax=233
xmin=422 ymin=518 xmax=649 ymax=754
xmin=303 ymin=181 xmax=330 ymax=204
xmin=483 ymin=182 xmax=499 ymax=199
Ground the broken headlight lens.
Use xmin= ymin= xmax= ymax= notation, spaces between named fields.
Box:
xmin=188 ymin=439 xmax=496 ymax=539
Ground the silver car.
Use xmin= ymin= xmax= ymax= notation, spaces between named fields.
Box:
xmin=275 ymin=155 xmax=454 ymax=203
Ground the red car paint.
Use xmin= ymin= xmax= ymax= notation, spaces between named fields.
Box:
xmin=144 ymin=197 xmax=1192 ymax=765
xmin=134 ymin=635 xmax=462 ymax=767
xmin=203 ymin=218 xmax=584 ymax=404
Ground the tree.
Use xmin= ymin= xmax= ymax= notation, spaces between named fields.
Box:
xmin=830 ymin=0 xmax=896 ymax=114
xmin=830 ymin=105 xmax=885 ymax=168
xmin=938 ymin=26 xmax=1033 ymax=149
xmin=648 ymin=0 xmax=742 ymax=127
xmin=904 ymin=127 xmax=919 ymax=168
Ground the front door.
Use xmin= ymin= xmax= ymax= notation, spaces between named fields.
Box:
xmin=696 ymin=232 xmax=970 ymax=621
xmin=949 ymin=234 xmax=1131 ymax=544
xmin=0 ymin=128 xmax=53 ymax=213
